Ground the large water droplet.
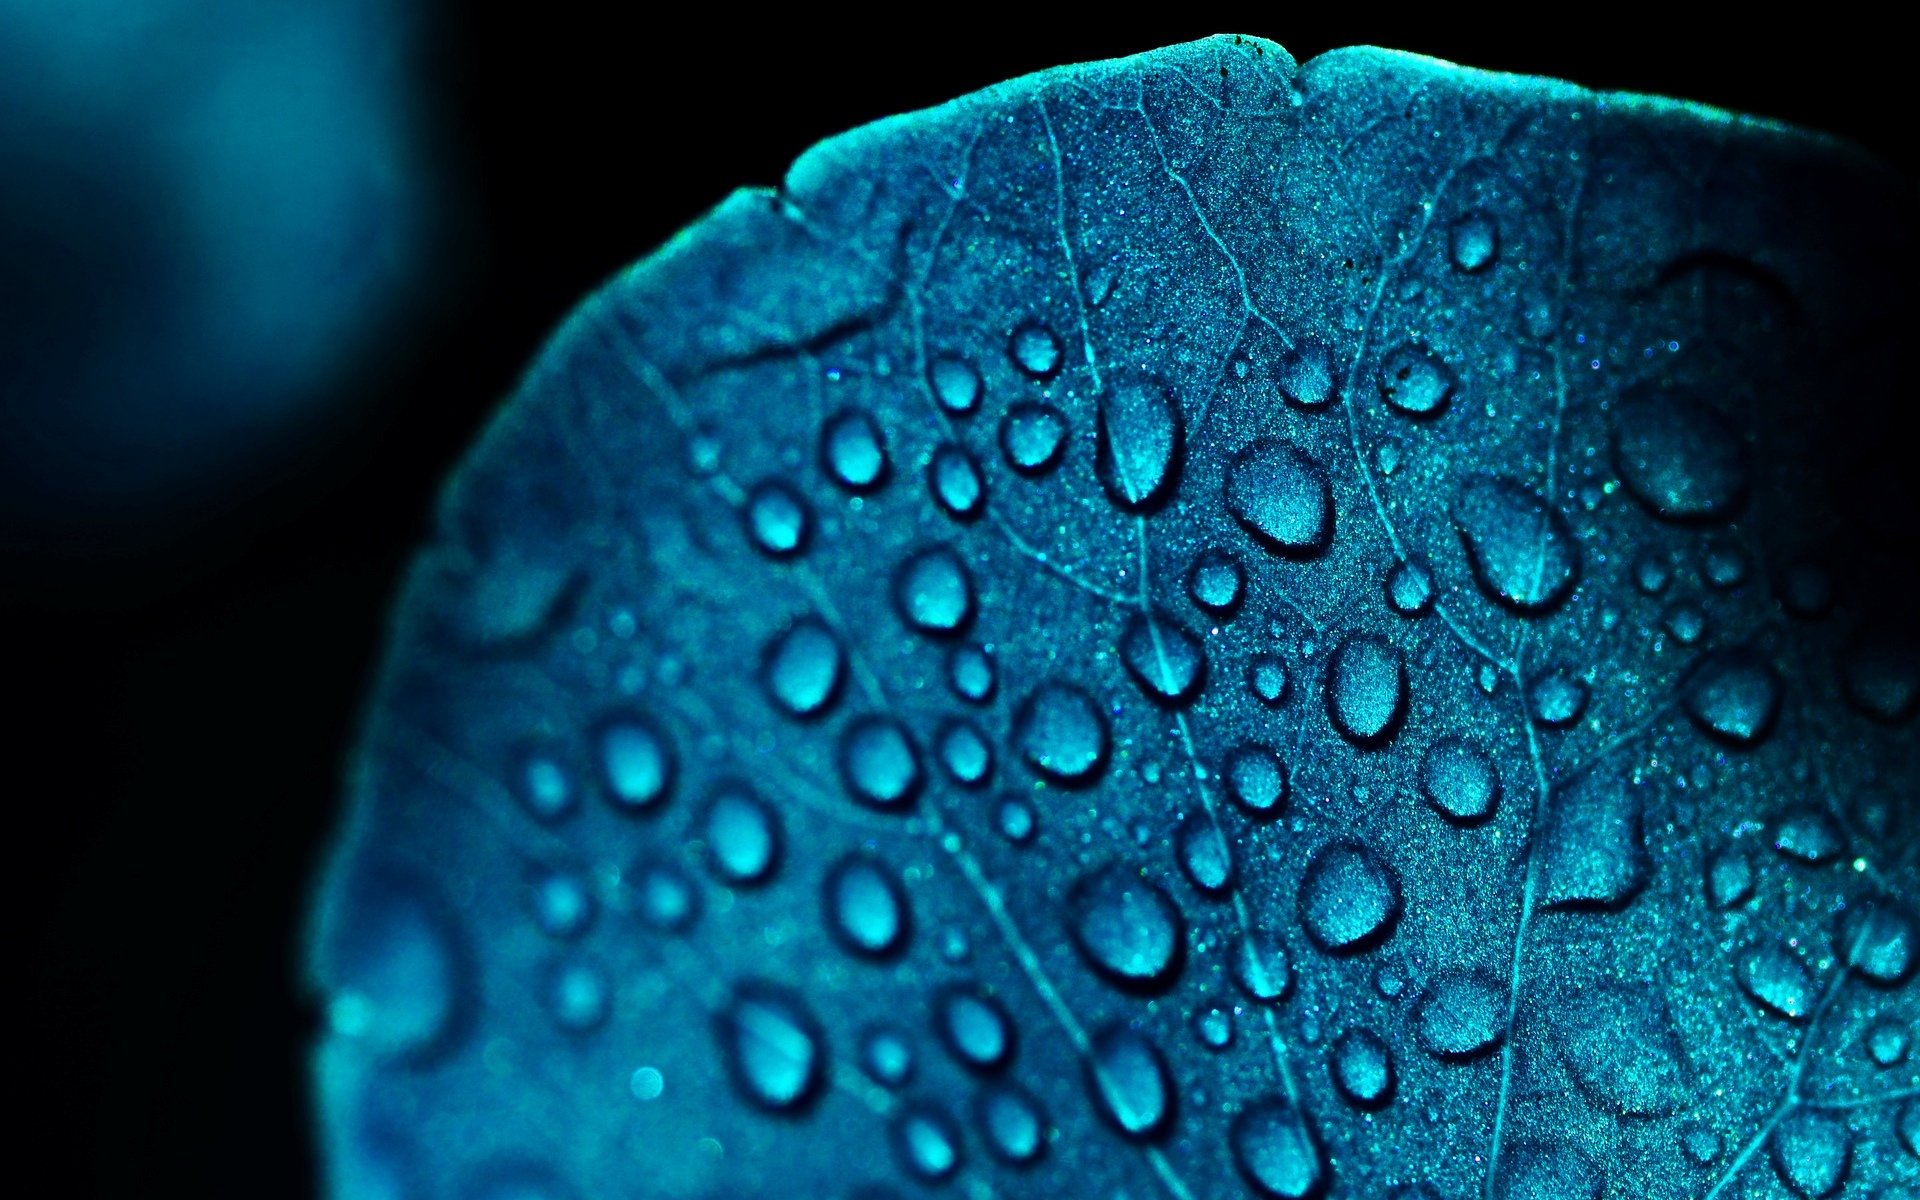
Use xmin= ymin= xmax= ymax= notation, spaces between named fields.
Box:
xmin=745 ymin=480 xmax=811 ymax=557
xmin=838 ymin=718 xmax=922 ymax=809
xmin=893 ymin=545 xmax=975 ymax=636
xmin=1770 ymin=1108 xmax=1852 ymax=1199
xmin=1121 ymin=609 xmax=1207 ymax=707
xmin=597 ymin=714 xmax=675 ymax=812
xmin=1086 ymin=1025 xmax=1173 ymax=1139
xmin=1327 ymin=635 xmax=1407 ymax=746
xmin=1097 ymin=376 xmax=1182 ymax=510
xmin=1299 ymin=841 xmax=1401 ymax=953
xmin=1737 ymin=941 xmax=1815 ymax=1020
xmin=703 ymin=785 xmax=780 ymax=886
xmin=1420 ymin=736 xmax=1499 ymax=825
xmin=1541 ymin=771 xmax=1647 ymax=910
xmin=1231 ymin=1099 xmax=1325 ymax=1198
xmin=1014 ymin=682 xmax=1109 ymax=785
xmin=1226 ymin=439 xmax=1333 ymax=557
xmin=1415 ymin=971 xmax=1504 ymax=1059
xmin=1330 ymin=1028 xmax=1395 ymax=1108
xmin=1008 ymin=321 xmax=1063 ymax=379
xmin=1176 ymin=813 xmax=1234 ymax=896
xmin=825 ymin=854 xmax=910 ymax=958
xmin=999 ymin=403 xmax=1068 ymax=475
xmin=1453 ymin=475 xmax=1580 ymax=614
xmin=821 ymin=408 xmax=889 ymax=491
xmin=763 ymin=618 xmax=844 ymax=719
xmin=1067 ymin=865 xmax=1184 ymax=991
xmin=1448 ymin=211 xmax=1499 ymax=272
xmin=1612 ymin=391 xmax=1747 ymax=521
xmin=974 ymin=1084 xmax=1047 ymax=1165
xmin=1225 ymin=743 xmax=1288 ymax=818
xmin=891 ymin=1103 xmax=962 ymax=1182
xmin=929 ymin=353 xmax=982 ymax=414
xmin=1555 ymin=984 xmax=1691 ymax=1116
xmin=718 ymin=985 xmax=824 ymax=1112
xmin=1684 ymin=648 xmax=1781 ymax=745
xmin=1379 ymin=344 xmax=1454 ymax=417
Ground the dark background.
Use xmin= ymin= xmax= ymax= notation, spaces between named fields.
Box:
xmin=5 ymin=15 xmax=1909 ymax=1195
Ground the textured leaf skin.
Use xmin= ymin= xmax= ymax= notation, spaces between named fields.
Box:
xmin=307 ymin=35 xmax=1918 ymax=1200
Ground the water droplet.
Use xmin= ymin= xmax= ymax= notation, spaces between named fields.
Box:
xmin=1419 ymin=737 xmax=1499 ymax=825
xmin=515 ymin=751 xmax=576 ymax=823
xmin=1613 ymin=390 xmax=1748 ymax=521
xmin=1663 ymin=602 xmax=1706 ymax=646
xmin=891 ymin=1102 xmax=962 ymax=1182
xmin=597 ymin=714 xmax=675 ymax=812
xmin=996 ymin=796 xmax=1036 ymax=843
xmin=1705 ymin=846 xmax=1755 ymax=908
xmin=763 ymin=618 xmax=844 ymax=719
xmin=1277 ymin=341 xmax=1338 ymax=408
xmin=531 ymin=871 xmax=594 ymax=939
xmin=1067 ymin=865 xmax=1184 ymax=991
xmin=1684 ymin=648 xmax=1780 ymax=745
xmin=1385 ymin=557 xmax=1435 ymax=617
xmin=975 ymin=1084 xmax=1047 ymax=1165
xmin=703 ymin=786 xmax=780 ymax=886
xmin=1188 ymin=547 xmax=1245 ymax=615
xmin=927 ymin=444 xmax=985 ymax=519
xmin=1448 ymin=211 xmax=1499 ymax=272
xmin=1379 ymin=344 xmax=1454 ymax=417
xmin=825 ymin=854 xmax=910 ymax=958
xmin=947 ymin=642 xmax=997 ymax=705
xmin=1633 ymin=553 xmax=1671 ymax=595
xmin=838 ymin=718 xmax=922 ymax=810
xmin=1195 ymin=1002 xmax=1234 ymax=1050
xmin=1120 ymin=609 xmax=1207 ymax=707
xmin=1008 ymin=321 xmax=1063 ymax=379
xmin=1527 ymin=667 xmax=1589 ymax=728
xmin=860 ymin=1026 xmax=914 ymax=1087
xmin=545 ymin=959 xmax=610 ymax=1033
xmin=893 ymin=545 xmax=975 ymax=636
xmin=935 ymin=984 xmax=1014 ymax=1072
xmin=1299 ymin=842 xmax=1402 ymax=953
xmin=1086 ymin=1025 xmax=1173 ymax=1139
xmin=319 ymin=871 xmax=462 ymax=1060
xmin=1231 ymin=1099 xmax=1326 ymax=1198
xmin=1702 ymin=539 xmax=1748 ymax=588
xmin=999 ymin=403 xmax=1069 ymax=475
xmin=1234 ymin=929 xmax=1292 ymax=1002
xmin=1226 ymin=438 xmax=1334 ymax=557
xmin=935 ymin=720 xmax=993 ymax=788
xmin=1176 ymin=814 xmax=1234 ymax=896
xmin=1330 ymin=1028 xmax=1395 ymax=1108
xmin=1542 ymin=771 xmax=1647 ymax=910
xmin=1225 ymin=743 xmax=1288 ymax=818
xmin=1680 ymin=1121 xmax=1723 ymax=1165
xmin=1555 ymin=984 xmax=1691 ymax=1116
xmin=1770 ymin=1108 xmax=1852 ymax=1199
xmin=629 ymin=1066 xmax=665 ymax=1102
xmin=1248 ymin=657 xmax=1289 ymax=706
xmin=1327 ymin=635 xmax=1407 ymax=746
xmin=1453 ymin=475 xmax=1580 ymax=614
xmin=1773 ymin=810 xmax=1845 ymax=865
xmin=1415 ymin=971 xmax=1505 ymax=1059
xmin=929 ymin=354 xmax=982 ymax=414
xmin=1841 ymin=628 xmax=1920 ymax=724
xmin=1737 ymin=941 xmax=1815 ymax=1020
xmin=1866 ymin=1019 xmax=1911 ymax=1067
xmin=634 ymin=860 xmax=699 ymax=932
xmin=1097 ymin=376 xmax=1182 ymax=510
xmin=718 ymin=984 xmax=824 ymax=1111
xmin=1837 ymin=897 xmax=1916 ymax=985
xmin=1014 ymin=682 xmax=1109 ymax=785
xmin=745 ymin=481 xmax=811 ymax=557
xmin=821 ymin=408 xmax=889 ymax=491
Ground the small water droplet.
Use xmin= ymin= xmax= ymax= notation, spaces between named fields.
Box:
xmin=1866 ymin=1019 xmax=1911 ymax=1067
xmin=1773 ymin=809 xmax=1845 ymax=865
xmin=1541 ymin=771 xmax=1646 ymax=910
xmin=703 ymin=786 xmax=780 ymax=886
xmin=1663 ymin=602 xmax=1706 ymax=646
xmin=531 ymin=871 xmax=595 ymax=939
xmin=1448 ymin=211 xmax=1499 ymax=272
xmin=1770 ymin=1108 xmax=1852 ymax=1199
xmin=1188 ymin=547 xmax=1245 ymax=615
xmin=515 ymin=751 xmax=576 ymax=823
xmin=1613 ymin=389 xmax=1748 ymax=521
xmin=1086 ymin=1025 xmax=1173 ymax=1139
xmin=1414 ymin=972 xmax=1504 ymax=1060
xmin=1327 ymin=635 xmax=1407 ymax=746
xmin=1419 ymin=737 xmax=1499 ymax=825
xmin=1120 ymin=609 xmax=1208 ymax=707
xmin=974 ymin=1084 xmax=1047 ymax=1165
xmin=762 ymin=618 xmax=845 ymax=719
xmin=1555 ymin=984 xmax=1691 ymax=1116
xmin=838 ymin=718 xmax=922 ymax=809
xmin=1231 ymin=1099 xmax=1325 ymax=1198
xmin=820 ymin=409 xmax=889 ymax=492
xmin=1680 ymin=1120 xmax=1723 ymax=1165
xmin=948 ymin=642 xmax=997 ymax=705
xmin=860 ymin=1026 xmax=914 ymax=1087
xmin=1737 ymin=941 xmax=1815 ymax=1020
xmin=1176 ymin=813 xmax=1234 ymax=896
xmin=935 ymin=720 xmax=993 ymax=788
xmin=1705 ymin=846 xmax=1755 ymax=908
xmin=1277 ymin=341 xmax=1338 ymax=408
xmin=824 ymin=854 xmax=910 ymax=958
xmin=927 ymin=443 xmax=986 ymax=519
xmin=1248 ymin=657 xmax=1289 ymax=706
xmin=1330 ymin=1028 xmax=1395 ymax=1108
xmin=1014 ymin=682 xmax=1109 ymax=785
xmin=892 ymin=1103 xmax=963 ymax=1182
xmin=1378 ymin=344 xmax=1454 ymax=417
xmin=893 ymin=545 xmax=975 ymax=636
xmin=634 ymin=860 xmax=699 ymax=932
xmin=1225 ymin=743 xmax=1288 ymax=818
xmin=1008 ymin=321 xmax=1064 ymax=380
xmin=1527 ymin=667 xmax=1588 ymax=728
xmin=1385 ymin=557 xmax=1435 ymax=617
xmin=1837 ymin=898 xmax=1916 ymax=985
xmin=935 ymin=984 xmax=1014 ymax=1072
xmin=1195 ymin=1001 xmax=1235 ymax=1050
xmin=1299 ymin=842 xmax=1402 ymax=953
xmin=929 ymin=354 xmax=982 ymax=414
xmin=1633 ymin=553 xmax=1671 ymax=595
xmin=1234 ymin=928 xmax=1292 ymax=1002
xmin=1226 ymin=438 xmax=1334 ymax=558
xmin=996 ymin=796 xmax=1036 ymax=843
xmin=999 ymin=403 xmax=1069 ymax=475
xmin=546 ymin=959 xmax=610 ymax=1033
xmin=1097 ymin=375 xmax=1183 ymax=511
xmin=597 ymin=714 xmax=675 ymax=812
xmin=745 ymin=481 xmax=812 ymax=557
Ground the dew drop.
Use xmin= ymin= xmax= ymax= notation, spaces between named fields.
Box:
xmin=1230 ymin=1099 xmax=1326 ymax=1199
xmin=597 ymin=715 xmax=675 ymax=812
xmin=1663 ymin=602 xmax=1705 ymax=646
xmin=531 ymin=871 xmax=594 ymax=939
xmin=1415 ymin=971 xmax=1505 ymax=1059
xmin=1448 ymin=211 xmax=1499 ymax=272
xmin=1327 ymin=635 xmax=1407 ymax=746
xmin=1419 ymin=736 xmax=1499 ymax=825
xmin=1234 ymin=929 xmax=1292 ymax=1002
xmin=893 ymin=545 xmax=975 ymax=636
xmin=1225 ymin=743 xmax=1288 ymax=818
xmin=634 ymin=860 xmax=699 ymax=932
xmin=1379 ymin=344 xmax=1454 ymax=417
xmin=1086 ymin=1025 xmax=1173 ymax=1139
xmin=1453 ymin=475 xmax=1580 ymax=614
xmin=1737 ymin=941 xmax=1815 ymax=1020
xmin=1866 ymin=1019 xmax=1910 ymax=1067
xmin=1277 ymin=341 xmax=1338 ymax=408
xmin=929 ymin=354 xmax=982 ymax=414
xmin=1769 ymin=1108 xmax=1852 ymax=1199
xmin=1176 ymin=813 xmax=1234 ymax=896
xmin=718 ymin=985 xmax=824 ymax=1112
xmin=927 ymin=444 xmax=985 ymax=519
xmin=515 ymin=751 xmax=576 ymax=823
xmin=825 ymin=854 xmax=910 ymax=958
xmin=1841 ymin=628 xmax=1920 ymax=724
xmin=1555 ymin=984 xmax=1691 ymax=1116
xmin=948 ymin=642 xmax=997 ymax=704
xmin=975 ymin=1084 xmax=1047 ymax=1165
xmin=1680 ymin=1121 xmax=1723 ymax=1166
xmin=996 ymin=796 xmax=1036 ymax=843
xmin=1330 ymin=1028 xmax=1395 ymax=1108
xmin=935 ymin=985 xmax=1014 ymax=1072
xmin=545 ymin=959 xmax=610 ymax=1033
xmin=1541 ymin=771 xmax=1647 ymax=910
xmin=1008 ymin=321 xmax=1063 ymax=380
xmin=1299 ymin=842 xmax=1402 ymax=953
xmin=1702 ymin=539 xmax=1748 ymax=588
xmin=1684 ymin=648 xmax=1780 ymax=745
xmin=1120 ymin=609 xmax=1208 ymax=707
xmin=1773 ymin=809 xmax=1845 ymax=865
xmin=1248 ymin=657 xmax=1289 ymax=707
xmin=1527 ymin=667 xmax=1588 ymax=728
xmin=838 ymin=718 xmax=922 ymax=810
xmin=1632 ymin=553 xmax=1671 ymax=595
xmin=1705 ymin=846 xmax=1755 ymax=908
xmin=703 ymin=786 xmax=780 ymax=886
xmin=891 ymin=1103 xmax=962 ymax=1182
xmin=1837 ymin=898 xmax=1916 ymax=985
xmin=1385 ymin=557 xmax=1435 ymax=617
xmin=1097 ymin=375 xmax=1183 ymax=511
xmin=999 ymin=403 xmax=1068 ymax=475
xmin=1226 ymin=438 xmax=1334 ymax=557
xmin=936 ymin=720 xmax=993 ymax=788
xmin=1067 ymin=865 xmax=1184 ymax=991
xmin=1612 ymin=391 xmax=1748 ymax=521
xmin=860 ymin=1026 xmax=914 ymax=1087
xmin=1195 ymin=1002 xmax=1235 ymax=1051
xmin=1188 ymin=547 xmax=1245 ymax=615
xmin=762 ymin=618 xmax=845 ymax=719
xmin=1014 ymin=682 xmax=1109 ymax=785
xmin=821 ymin=409 xmax=889 ymax=492
xmin=745 ymin=480 xmax=812 ymax=557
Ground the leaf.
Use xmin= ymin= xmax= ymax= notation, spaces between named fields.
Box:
xmin=305 ymin=34 xmax=1920 ymax=1200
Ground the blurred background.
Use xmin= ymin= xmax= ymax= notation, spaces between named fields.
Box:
xmin=1 ymin=9 xmax=1908 ymax=1193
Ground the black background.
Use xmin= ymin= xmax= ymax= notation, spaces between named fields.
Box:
xmin=5 ymin=15 xmax=1910 ymax=1195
